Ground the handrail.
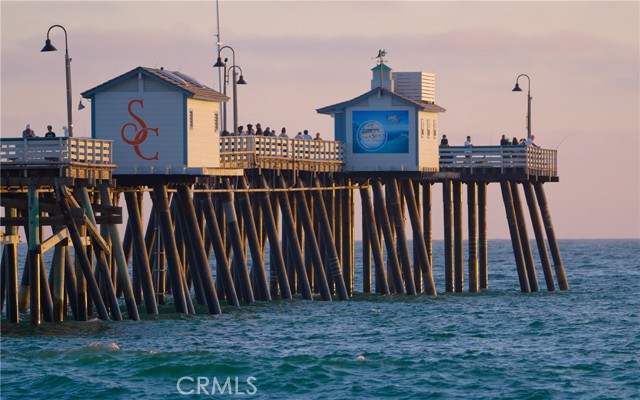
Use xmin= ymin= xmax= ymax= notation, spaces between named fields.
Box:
xmin=439 ymin=145 xmax=557 ymax=176
xmin=0 ymin=137 xmax=113 ymax=165
xmin=220 ymin=136 xmax=345 ymax=167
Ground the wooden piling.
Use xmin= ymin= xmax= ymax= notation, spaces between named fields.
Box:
xmin=453 ymin=180 xmax=464 ymax=292
xmin=341 ymin=179 xmax=354 ymax=296
xmin=443 ymin=180 xmax=454 ymax=292
xmin=297 ymin=179 xmax=347 ymax=300
xmin=150 ymin=185 xmax=190 ymax=313
xmin=176 ymin=185 xmax=222 ymax=314
xmin=5 ymin=208 xmax=19 ymax=323
xmin=28 ymin=184 xmax=41 ymax=324
xmin=422 ymin=182 xmax=433 ymax=273
xmin=522 ymin=181 xmax=555 ymax=291
xmin=402 ymin=179 xmax=437 ymax=295
xmin=51 ymin=227 xmax=66 ymax=322
xmin=77 ymin=187 xmax=122 ymax=321
xmin=237 ymin=176 xmax=271 ymax=301
xmin=478 ymin=182 xmax=488 ymax=290
xmin=359 ymin=185 xmax=390 ymax=295
xmin=64 ymin=248 xmax=78 ymax=319
xmin=412 ymin=181 xmax=422 ymax=292
xmin=362 ymin=208 xmax=372 ymax=293
xmin=99 ymin=187 xmax=140 ymax=320
xmin=199 ymin=192 xmax=241 ymax=306
xmin=124 ymin=191 xmax=159 ymax=314
xmin=275 ymin=175 xmax=316 ymax=299
xmin=311 ymin=177 xmax=349 ymax=300
xmin=56 ymin=183 xmax=111 ymax=320
xmin=534 ymin=182 xmax=570 ymax=290
xmin=510 ymin=182 xmax=539 ymax=292
xmin=257 ymin=176 xmax=294 ymax=300
xmin=371 ymin=179 xmax=406 ymax=294
xmin=222 ymin=179 xmax=255 ymax=304
xmin=467 ymin=182 xmax=479 ymax=293
xmin=499 ymin=180 xmax=530 ymax=292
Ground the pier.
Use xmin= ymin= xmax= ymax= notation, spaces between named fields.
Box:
xmin=1 ymin=63 xmax=569 ymax=325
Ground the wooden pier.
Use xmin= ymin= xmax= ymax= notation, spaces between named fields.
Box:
xmin=1 ymin=137 xmax=569 ymax=324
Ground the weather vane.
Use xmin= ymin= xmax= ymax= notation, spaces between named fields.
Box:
xmin=373 ymin=49 xmax=387 ymax=91
xmin=373 ymin=49 xmax=387 ymax=64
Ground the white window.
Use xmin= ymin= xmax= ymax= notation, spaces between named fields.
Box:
xmin=433 ymin=120 xmax=437 ymax=139
xmin=420 ymin=119 xmax=425 ymax=138
xmin=189 ymin=109 xmax=194 ymax=130
xmin=427 ymin=119 xmax=431 ymax=138
xmin=214 ymin=112 xmax=219 ymax=132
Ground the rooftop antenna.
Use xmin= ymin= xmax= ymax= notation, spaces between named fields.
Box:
xmin=215 ymin=0 xmax=223 ymax=91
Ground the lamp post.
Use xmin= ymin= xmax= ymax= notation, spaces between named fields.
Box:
xmin=214 ymin=46 xmax=246 ymax=135
xmin=41 ymin=25 xmax=74 ymax=137
xmin=226 ymin=66 xmax=246 ymax=136
xmin=512 ymin=74 xmax=531 ymax=139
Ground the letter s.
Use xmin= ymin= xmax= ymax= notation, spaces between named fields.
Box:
xmin=246 ymin=376 xmax=257 ymax=395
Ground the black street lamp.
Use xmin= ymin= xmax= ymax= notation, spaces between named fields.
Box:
xmin=214 ymin=46 xmax=247 ymax=135
xmin=512 ymin=74 xmax=532 ymax=139
xmin=41 ymin=25 xmax=74 ymax=137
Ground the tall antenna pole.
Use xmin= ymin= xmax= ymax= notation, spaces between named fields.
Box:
xmin=215 ymin=0 xmax=224 ymax=129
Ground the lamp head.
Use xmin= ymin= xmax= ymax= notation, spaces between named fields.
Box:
xmin=512 ymin=82 xmax=522 ymax=92
xmin=78 ymin=98 xmax=85 ymax=110
xmin=213 ymin=56 xmax=225 ymax=68
xmin=237 ymin=75 xmax=247 ymax=85
xmin=41 ymin=38 xmax=57 ymax=52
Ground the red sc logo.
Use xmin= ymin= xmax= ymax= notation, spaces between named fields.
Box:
xmin=120 ymin=99 xmax=159 ymax=160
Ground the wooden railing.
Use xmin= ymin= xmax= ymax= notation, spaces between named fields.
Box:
xmin=0 ymin=137 xmax=113 ymax=165
xmin=439 ymin=145 xmax=557 ymax=176
xmin=220 ymin=136 xmax=345 ymax=168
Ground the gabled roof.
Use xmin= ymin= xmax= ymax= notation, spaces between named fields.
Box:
xmin=316 ymin=87 xmax=446 ymax=115
xmin=81 ymin=66 xmax=229 ymax=102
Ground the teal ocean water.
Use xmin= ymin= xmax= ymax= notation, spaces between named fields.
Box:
xmin=2 ymin=239 xmax=639 ymax=399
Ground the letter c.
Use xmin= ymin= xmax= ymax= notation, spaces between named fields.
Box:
xmin=177 ymin=376 xmax=194 ymax=395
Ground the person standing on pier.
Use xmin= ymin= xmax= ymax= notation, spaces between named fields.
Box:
xmin=295 ymin=132 xmax=303 ymax=140
xmin=22 ymin=123 xmax=35 ymax=138
xmin=464 ymin=136 xmax=472 ymax=147
xmin=237 ymin=125 xmax=246 ymax=136
xmin=314 ymin=132 xmax=322 ymax=141
xmin=279 ymin=127 xmax=288 ymax=138
xmin=440 ymin=134 xmax=449 ymax=147
xmin=303 ymin=130 xmax=312 ymax=140
xmin=500 ymin=134 xmax=510 ymax=146
xmin=525 ymin=135 xmax=539 ymax=148
xmin=44 ymin=125 xmax=56 ymax=137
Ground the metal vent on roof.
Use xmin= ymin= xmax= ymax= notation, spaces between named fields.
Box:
xmin=173 ymin=71 xmax=204 ymax=87
xmin=157 ymin=69 xmax=187 ymax=85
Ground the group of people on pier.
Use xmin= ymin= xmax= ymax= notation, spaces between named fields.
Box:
xmin=22 ymin=123 xmax=59 ymax=138
xmin=439 ymin=134 xmax=539 ymax=148
xmin=222 ymin=123 xmax=323 ymax=141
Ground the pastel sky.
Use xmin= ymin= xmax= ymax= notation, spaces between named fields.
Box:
xmin=1 ymin=1 xmax=639 ymax=239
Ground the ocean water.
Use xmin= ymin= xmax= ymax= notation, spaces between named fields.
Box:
xmin=1 ymin=239 xmax=639 ymax=399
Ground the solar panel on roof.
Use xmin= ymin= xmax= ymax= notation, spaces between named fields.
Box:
xmin=173 ymin=71 xmax=204 ymax=87
xmin=156 ymin=69 xmax=187 ymax=85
